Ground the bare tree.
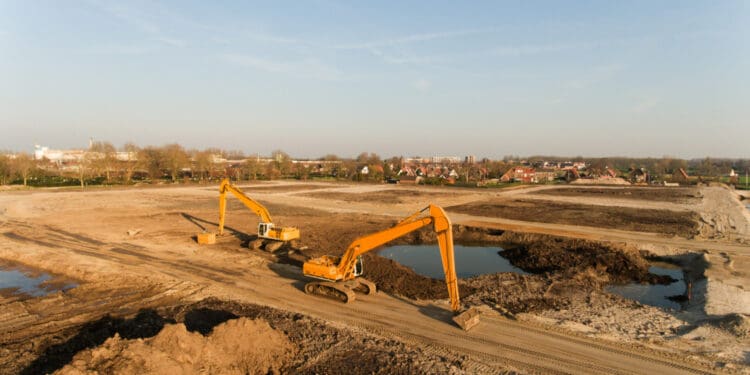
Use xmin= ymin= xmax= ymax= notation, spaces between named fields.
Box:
xmin=11 ymin=153 xmax=35 ymax=186
xmin=162 ymin=144 xmax=189 ymax=182
xmin=138 ymin=147 xmax=165 ymax=181
xmin=193 ymin=150 xmax=212 ymax=181
xmin=244 ymin=157 xmax=262 ymax=180
xmin=121 ymin=143 xmax=141 ymax=183
xmin=0 ymin=154 xmax=10 ymax=185
xmin=271 ymin=150 xmax=292 ymax=177
xmin=89 ymin=141 xmax=117 ymax=183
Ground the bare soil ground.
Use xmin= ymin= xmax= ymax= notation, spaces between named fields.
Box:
xmin=533 ymin=186 xmax=702 ymax=204
xmin=446 ymin=199 xmax=701 ymax=238
xmin=0 ymin=181 xmax=747 ymax=374
xmin=34 ymin=299 xmax=462 ymax=375
xmin=302 ymin=189 xmax=462 ymax=205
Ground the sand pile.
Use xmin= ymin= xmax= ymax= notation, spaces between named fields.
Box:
xmin=57 ymin=317 xmax=294 ymax=375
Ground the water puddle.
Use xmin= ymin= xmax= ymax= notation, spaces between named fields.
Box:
xmin=0 ymin=265 xmax=77 ymax=299
xmin=377 ymin=245 xmax=527 ymax=279
xmin=606 ymin=261 xmax=685 ymax=310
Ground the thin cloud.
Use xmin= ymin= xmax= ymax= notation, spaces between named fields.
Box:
xmin=565 ymin=64 xmax=625 ymax=89
xmin=220 ymin=54 xmax=343 ymax=81
xmin=632 ymin=96 xmax=661 ymax=113
xmin=491 ymin=41 xmax=596 ymax=57
xmin=87 ymin=0 xmax=187 ymax=48
xmin=333 ymin=27 xmax=497 ymax=50
xmin=155 ymin=36 xmax=187 ymax=47
xmin=88 ymin=44 xmax=155 ymax=55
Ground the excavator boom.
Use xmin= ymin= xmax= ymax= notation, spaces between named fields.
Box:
xmin=302 ymin=204 xmax=478 ymax=330
xmin=218 ymin=178 xmax=274 ymax=234
xmin=197 ymin=178 xmax=299 ymax=250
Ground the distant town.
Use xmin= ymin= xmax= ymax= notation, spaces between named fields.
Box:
xmin=0 ymin=140 xmax=747 ymax=189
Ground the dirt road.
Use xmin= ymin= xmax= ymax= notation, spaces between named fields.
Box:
xmin=0 ymin=182 xmax=746 ymax=374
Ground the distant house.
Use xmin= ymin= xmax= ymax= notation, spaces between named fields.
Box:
xmin=501 ymin=167 xmax=536 ymax=183
xmin=359 ymin=166 xmax=369 ymax=175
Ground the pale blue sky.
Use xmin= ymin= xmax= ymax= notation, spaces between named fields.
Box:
xmin=1 ymin=1 xmax=747 ymax=158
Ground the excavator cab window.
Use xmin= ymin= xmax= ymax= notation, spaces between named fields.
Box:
xmin=353 ymin=256 xmax=363 ymax=277
xmin=258 ymin=223 xmax=268 ymax=237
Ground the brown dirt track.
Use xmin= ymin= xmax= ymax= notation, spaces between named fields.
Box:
xmin=446 ymin=199 xmax=701 ymax=238
xmin=533 ymin=187 xmax=702 ymax=204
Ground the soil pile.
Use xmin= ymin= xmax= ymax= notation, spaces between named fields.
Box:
xmin=496 ymin=232 xmax=673 ymax=284
xmin=362 ymin=254 xmax=477 ymax=300
xmin=57 ymin=317 xmax=294 ymax=375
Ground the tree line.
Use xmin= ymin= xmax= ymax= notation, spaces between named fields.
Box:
xmin=0 ymin=142 xmax=748 ymax=187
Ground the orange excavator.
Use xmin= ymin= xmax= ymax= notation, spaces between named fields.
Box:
xmin=197 ymin=178 xmax=300 ymax=252
xmin=302 ymin=204 xmax=480 ymax=330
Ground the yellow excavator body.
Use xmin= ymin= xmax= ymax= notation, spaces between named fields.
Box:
xmin=302 ymin=204 xmax=480 ymax=330
xmin=198 ymin=178 xmax=300 ymax=251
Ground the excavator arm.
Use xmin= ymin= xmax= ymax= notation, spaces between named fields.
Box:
xmin=217 ymin=178 xmax=274 ymax=235
xmin=334 ymin=205 xmax=460 ymax=311
xmin=304 ymin=204 xmax=460 ymax=313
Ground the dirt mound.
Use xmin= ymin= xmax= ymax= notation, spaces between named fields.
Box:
xmin=362 ymin=254 xmax=477 ymax=300
xmin=57 ymin=317 xmax=294 ymax=375
xmin=710 ymin=313 xmax=750 ymax=338
xmin=495 ymin=232 xmax=673 ymax=284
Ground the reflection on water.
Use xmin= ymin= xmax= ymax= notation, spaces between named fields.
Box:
xmin=377 ymin=245 xmax=528 ymax=279
xmin=606 ymin=262 xmax=685 ymax=310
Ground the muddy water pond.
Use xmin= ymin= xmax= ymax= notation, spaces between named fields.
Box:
xmin=0 ymin=267 xmax=77 ymax=298
xmin=606 ymin=262 xmax=686 ymax=310
xmin=379 ymin=246 xmax=687 ymax=310
xmin=377 ymin=245 xmax=528 ymax=279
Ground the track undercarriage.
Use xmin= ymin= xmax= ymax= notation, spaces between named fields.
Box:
xmin=304 ymin=278 xmax=377 ymax=303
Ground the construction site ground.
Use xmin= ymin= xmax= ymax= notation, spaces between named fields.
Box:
xmin=0 ymin=181 xmax=748 ymax=374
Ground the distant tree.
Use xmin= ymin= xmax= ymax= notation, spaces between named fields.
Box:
xmin=193 ymin=150 xmax=213 ymax=181
xmin=697 ymin=157 xmax=717 ymax=177
xmin=225 ymin=150 xmax=245 ymax=160
xmin=11 ymin=153 xmax=35 ymax=186
xmin=321 ymin=154 xmax=339 ymax=161
xmin=121 ymin=143 xmax=142 ymax=183
xmin=162 ymin=144 xmax=189 ymax=182
xmin=294 ymin=162 xmax=310 ymax=180
xmin=139 ymin=147 xmax=165 ymax=181
xmin=0 ymin=154 xmax=10 ymax=185
xmin=243 ymin=157 xmax=262 ymax=180
xmin=89 ymin=141 xmax=117 ymax=183
xmin=271 ymin=150 xmax=292 ymax=177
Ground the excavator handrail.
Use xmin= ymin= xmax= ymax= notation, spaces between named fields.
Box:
xmin=217 ymin=178 xmax=274 ymax=235
xmin=335 ymin=204 xmax=460 ymax=312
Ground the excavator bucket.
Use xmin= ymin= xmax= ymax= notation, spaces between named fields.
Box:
xmin=452 ymin=307 xmax=481 ymax=331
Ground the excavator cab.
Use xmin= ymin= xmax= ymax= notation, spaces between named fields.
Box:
xmin=258 ymin=222 xmax=274 ymax=238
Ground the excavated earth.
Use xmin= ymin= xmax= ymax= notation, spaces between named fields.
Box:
xmin=0 ymin=182 xmax=748 ymax=374
xmin=446 ymin=199 xmax=701 ymax=238
xmin=533 ymin=186 xmax=702 ymax=204
xmin=24 ymin=299 xmax=463 ymax=375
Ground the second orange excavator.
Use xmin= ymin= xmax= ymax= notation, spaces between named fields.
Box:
xmin=198 ymin=178 xmax=300 ymax=252
xmin=302 ymin=204 xmax=480 ymax=330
